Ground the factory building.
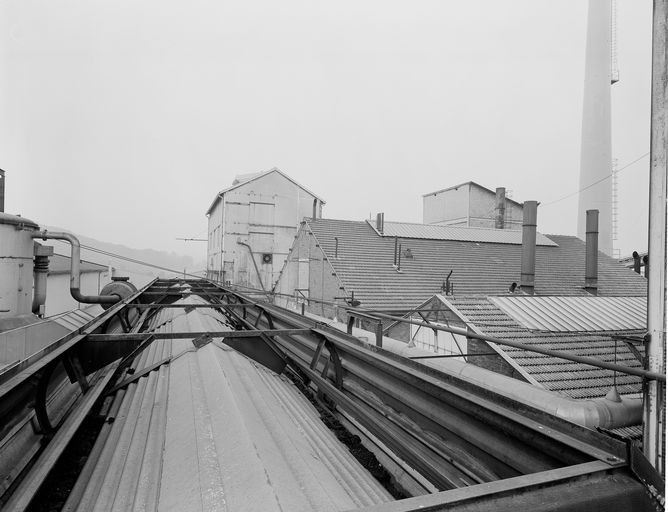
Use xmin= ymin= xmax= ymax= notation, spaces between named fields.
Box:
xmin=423 ymin=181 xmax=524 ymax=229
xmin=273 ymin=215 xmax=646 ymax=319
xmin=206 ymin=168 xmax=325 ymax=290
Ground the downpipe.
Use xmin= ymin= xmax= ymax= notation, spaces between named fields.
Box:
xmin=31 ymin=231 xmax=120 ymax=305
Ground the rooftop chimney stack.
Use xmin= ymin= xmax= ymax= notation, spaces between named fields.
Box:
xmin=376 ymin=212 xmax=384 ymax=234
xmin=0 ymin=169 xmax=5 ymax=213
xmin=495 ymin=187 xmax=506 ymax=229
xmin=520 ymin=201 xmax=538 ymax=294
xmin=585 ymin=209 xmax=599 ymax=294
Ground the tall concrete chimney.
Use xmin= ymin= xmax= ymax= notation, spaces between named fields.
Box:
xmin=520 ymin=201 xmax=538 ymax=294
xmin=577 ymin=0 xmax=613 ymax=256
xmin=495 ymin=187 xmax=506 ymax=229
xmin=585 ymin=209 xmax=599 ymax=294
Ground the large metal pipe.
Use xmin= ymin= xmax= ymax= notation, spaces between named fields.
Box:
xmin=257 ymin=299 xmax=643 ymax=430
xmin=520 ymin=201 xmax=537 ymax=294
xmin=31 ymin=231 xmax=119 ymax=305
xmin=585 ymin=209 xmax=599 ymax=294
xmin=494 ymin=187 xmax=506 ymax=229
xmin=377 ymin=337 xmax=641 ymax=429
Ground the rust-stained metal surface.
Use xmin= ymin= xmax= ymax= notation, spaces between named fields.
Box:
xmin=65 ymin=297 xmax=392 ymax=512
xmin=489 ymin=296 xmax=647 ymax=332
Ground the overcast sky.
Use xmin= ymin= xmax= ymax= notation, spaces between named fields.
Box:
xmin=0 ymin=0 xmax=654 ymax=267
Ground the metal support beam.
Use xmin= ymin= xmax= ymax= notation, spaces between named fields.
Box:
xmin=85 ymin=328 xmax=312 ymax=341
xmin=644 ymin=0 xmax=668 ymax=474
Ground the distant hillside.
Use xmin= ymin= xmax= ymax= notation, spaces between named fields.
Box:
xmin=44 ymin=226 xmax=205 ymax=281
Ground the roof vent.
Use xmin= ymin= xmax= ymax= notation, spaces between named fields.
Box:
xmin=584 ymin=209 xmax=599 ymax=295
xmin=520 ymin=201 xmax=538 ymax=294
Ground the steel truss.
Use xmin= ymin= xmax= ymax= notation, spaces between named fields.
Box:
xmin=0 ymin=278 xmax=663 ymax=511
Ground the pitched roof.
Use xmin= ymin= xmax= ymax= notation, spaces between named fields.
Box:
xmin=373 ymin=220 xmax=557 ymax=246
xmin=422 ymin=181 xmax=523 ymax=208
xmin=441 ymin=295 xmax=643 ymax=400
xmin=206 ymin=167 xmax=326 ymax=215
xmin=305 ymin=218 xmax=647 ymax=311
xmin=488 ymin=296 xmax=646 ymax=332
xmin=48 ymin=253 xmax=108 ymax=275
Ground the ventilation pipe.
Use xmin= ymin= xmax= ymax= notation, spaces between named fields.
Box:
xmin=632 ymin=251 xmax=641 ymax=273
xmin=495 ymin=187 xmax=506 ymax=229
xmin=585 ymin=209 xmax=599 ymax=294
xmin=376 ymin=212 xmax=384 ymax=234
xmin=32 ymin=243 xmax=53 ymax=317
xmin=520 ymin=201 xmax=538 ymax=294
xmin=393 ymin=236 xmax=398 ymax=266
xmin=31 ymin=231 xmax=120 ymax=305
xmin=0 ymin=169 xmax=5 ymax=213
xmin=237 ymin=238 xmax=266 ymax=292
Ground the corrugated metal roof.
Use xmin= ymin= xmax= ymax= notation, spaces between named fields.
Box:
xmin=375 ymin=221 xmax=558 ymax=246
xmin=489 ymin=296 xmax=647 ymax=332
xmin=0 ymin=306 xmax=103 ymax=366
xmin=68 ymin=297 xmax=391 ymax=511
xmin=441 ymin=295 xmax=644 ymax=400
xmin=298 ymin=219 xmax=648 ymax=311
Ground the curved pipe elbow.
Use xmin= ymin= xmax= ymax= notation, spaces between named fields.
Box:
xmin=31 ymin=230 xmax=120 ymax=305
xmin=70 ymin=287 xmax=119 ymax=305
xmin=555 ymin=396 xmax=643 ymax=430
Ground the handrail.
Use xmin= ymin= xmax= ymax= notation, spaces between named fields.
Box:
xmin=210 ymin=281 xmax=666 ymax=383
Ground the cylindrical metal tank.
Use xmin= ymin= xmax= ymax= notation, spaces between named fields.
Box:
xmin=0 ymin=213 xmax=40 ymax=318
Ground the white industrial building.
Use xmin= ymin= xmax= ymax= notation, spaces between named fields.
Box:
xmin=423 ymin=181 xmax=524 ymax=229
xmin=206 ymin=168 xmax=325 ymax=291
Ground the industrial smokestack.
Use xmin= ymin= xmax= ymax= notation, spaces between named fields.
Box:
xmin=376 ymin=212 xmax=385 ymax=234
xmin=495 ymin=187 xmax=506 ymax=229
xmin=585 ymin=209 xmax=599 ymax=294
xmin=520 ymin=201 xmax=538 ymax=294
xmin=577 ymin=0 xmax=613 ymax=256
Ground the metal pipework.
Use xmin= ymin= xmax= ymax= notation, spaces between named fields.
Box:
xmin=585 ymin=209 xmax=599 ymax=294
xmin=32 ymin=243 xmax=53 ymax=316
xmin=520 ymin=201 xmax=538 ymax=294
xmin=31 ymin=230 xmax=119 ymax=305
xmin=236 ymin=239 xmax=266 ymax=292
xmin=495 ymin=187 xmax=506 ymax=229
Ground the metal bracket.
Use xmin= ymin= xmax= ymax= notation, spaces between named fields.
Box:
xmin=192 ymin=333 xmax=213 ymax=349
xmin=62 ymin=352 xmax=89 ymax=393
xmin=105 ymin=356 xmax=172 ymax=396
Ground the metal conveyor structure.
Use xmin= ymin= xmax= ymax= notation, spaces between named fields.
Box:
xmin=0 ymin=278 xmax=664 ymax=511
